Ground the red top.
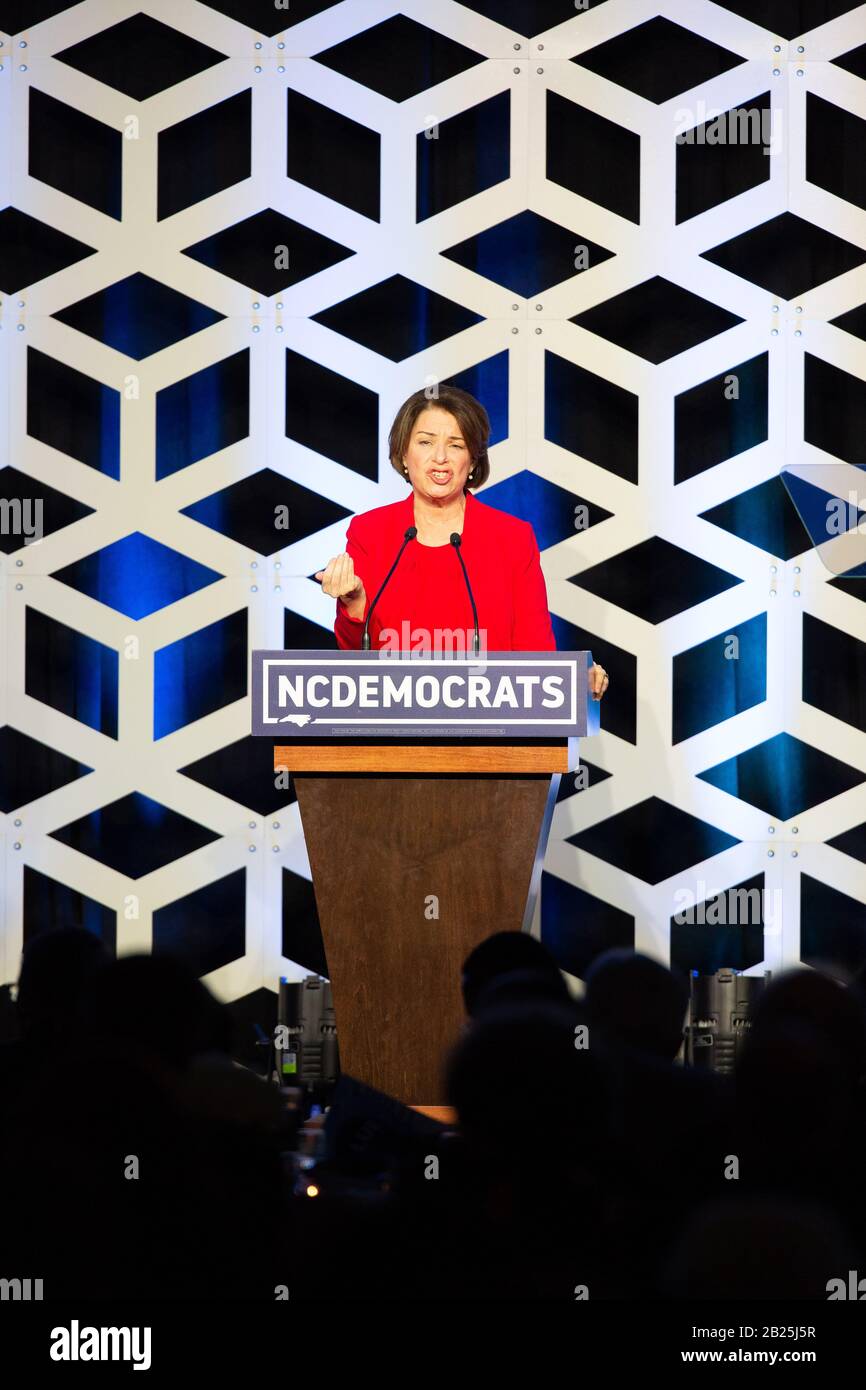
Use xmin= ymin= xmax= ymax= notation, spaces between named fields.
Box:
xmin=334 ymin=489 xmax=556 ymax=652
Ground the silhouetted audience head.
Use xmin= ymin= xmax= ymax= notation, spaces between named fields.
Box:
xmin=736 ymin=971 xmax=866 ymax=1198
xmin=747 ymin=967 xmax=866 ymax=1088
xmin=737 ymin=1019 xmax=857 ymax=1187
xmin=446 ymin=999 xmax=606 ymax=1169
xmin=584 ymin=949 xmax=687 ymax=1062
xmin=471 ymin=966 xmax=573 ymax=1016
xmin=461 ymin=932 xmax=565 ymax=1018
xmin=16 ymin=927 xmax=109 ymax=1041
xmin=77 ymin=953 xmax=231 ymax=1075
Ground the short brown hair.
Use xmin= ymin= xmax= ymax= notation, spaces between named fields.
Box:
xmin=388 ymin=385 xmax=491 ymax=489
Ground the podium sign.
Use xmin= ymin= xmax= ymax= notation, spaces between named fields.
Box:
xmin=252 ymin=649 xmax=598 ymax=739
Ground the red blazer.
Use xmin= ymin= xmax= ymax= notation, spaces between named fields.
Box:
xmin=334 ymin=489 xmax=556 ymax=652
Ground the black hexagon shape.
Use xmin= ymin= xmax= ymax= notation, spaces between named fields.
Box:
xmin=572 ymin=16 xmax=744 ymax=104
xmin=153 ymin=869 xmax=246 ymax=978
xmin=29 ymin=87 xmax=122 ymax=220
xmin=567 ymin=797 xmax=740 ymax=885
xmin=288 ymin=89 xmax=380 ymax=223
xmin=800 ymin=875 xmax=866 ymax=978
xmin=827 ymin=822 xmax=866 ymax=864
xmin=313 ymin=13 xmax=485 ymax=103
xmin=676 ymin=93 xmax=772 ymax=224
xmin=0 ymin=725 xmax=92 ymax=813
xmin=833 ymin=41 xmax=866 ymax=81
xmin=803 ymin=613 xmax=866 ymax=733
xmin=712 ymin=1 xmax=863 ymax=41
xmin=180 ymin=735 xmax=298 ymax=816
xmin=675 ymin=354 xmax=768 ymax=482
xmin=156 ymin=349 xmax=249 ymax=481
xmin=541 ymin=871 xmax=634 ymax=980
xmin=442 ymin=209 xmax=614 ymax=299
xmin=807 ymin=93 xmax=866 ymax=214
xmin=701 ymin=211 xmax=866 ymax=298
xmin=158 ymin=90 xmax=251 ymax=222
xmin=830 ymin=302 xmax=866 ymax=344
xmin=672 ymin=613 xmax=767 ymax=745
xmin=27 ymin=347 xmax=121 ymax=478
xmin=571 ymin=277 xmax=743 ymax=364
xmin=52 ymin=273 xmax=225 ymax=360
xmin=23 ymin=864 xmax=116 ymax=955
xmin=182 ymin=208 xmax=354 ymax=297
xmin=459 ymin=0 xmax=610 ymax=36
xmin=154 ymin=610 xmax=248 ymax=740
xmin=50 ymin=791 xmax=220 ymax=878
xmin=312 ymin=274 xmax=483 ymax=362
xmin=569 ymin=537 xmax=741 ymax=624
xmin=52 ymin=534 xmax=223 ymax=620
xmin=481 ymin=469 xmax=613 ymax=550
xmin=417 ymin=89 xmax=510 ymax=223
xmin=670 ymin=873 xmax=765 ymax=976
xmin=699 ymin=476 xmax=816 ymax=560
xmin=699 ymin=733 xmax=865 ymax=819
xmin=54 ymin=12 xmax=227 ymax=101
xmin=1 ymin=2 xmax=81 ymax=34
xmin=0 ymin=207 xmax=96 ymax=295
xmin=804 ymin=354 xmax=866 ymax=468
xmin=26 ymin=608 xmax=118 ymax=740
xmin=545 ymin=352 xmax=638 ymax=483
xmin=182 ymin=468 xmax=353 ymax=555
xmin=204 ymin=0 xmax=341 ymax=34
xmin=0 ymin=465 xmax=94 ymax=554
xmin=546 ymin=92 xmax=639 ymax=224
xmin=285 ymin=349 xmax=378 ymax=482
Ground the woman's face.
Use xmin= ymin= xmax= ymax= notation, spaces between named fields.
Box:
xmin=403 ymin=407 xmax=473 ymax=505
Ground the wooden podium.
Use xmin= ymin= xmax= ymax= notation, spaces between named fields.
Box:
xmin=261 ymin=648 xmax=597 ymax=1106
xmin=274 ymin=738 xmax=577 ymax=1105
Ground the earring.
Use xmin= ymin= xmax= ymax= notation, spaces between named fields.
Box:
xmin=403 ymin=465 xmax=409 ymax=475
xmin=468 ymin=470 xmax=475 ymax=479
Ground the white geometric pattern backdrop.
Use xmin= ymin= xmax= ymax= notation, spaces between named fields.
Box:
xmin=2 ymin=0 xmax=866 ymax=1030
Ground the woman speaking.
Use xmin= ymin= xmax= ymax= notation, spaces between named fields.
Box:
xmin=315 ymin=385 xmax=609 ymax=700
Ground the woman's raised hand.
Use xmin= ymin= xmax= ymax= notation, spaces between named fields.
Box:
xmin=589 ymin=663 xmax=609 ymax=701
xmin=314 ymin=553 xmax=366 ymax=618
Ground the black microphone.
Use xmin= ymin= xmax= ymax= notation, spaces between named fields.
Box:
xmin=450 ymin=532 xmax=480 ymax=655
xmin=362 ymin=526 xmax=417 ymax=650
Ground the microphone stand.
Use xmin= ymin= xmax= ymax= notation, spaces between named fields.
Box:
xmin=450 ymin=533 xmax=480 ymax=655
xmin=361 ymin=526 xmax=417 ymax=650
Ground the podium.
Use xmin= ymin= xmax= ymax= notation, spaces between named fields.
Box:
xmin=257 ymin=650 xmax=597 ymax=1106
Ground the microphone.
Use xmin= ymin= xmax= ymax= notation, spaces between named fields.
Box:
xmin=362 ymin=526 xmax=417 ymax=650
xmin=450 ymin=533 xmax=480 ymax=655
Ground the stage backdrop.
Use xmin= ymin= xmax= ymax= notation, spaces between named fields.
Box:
xmin=2 ymin=0 xmax=866 ymax=1047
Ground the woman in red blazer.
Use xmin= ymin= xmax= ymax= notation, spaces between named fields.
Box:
xmin=315 ymin=386 xmax=609 ymax=698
